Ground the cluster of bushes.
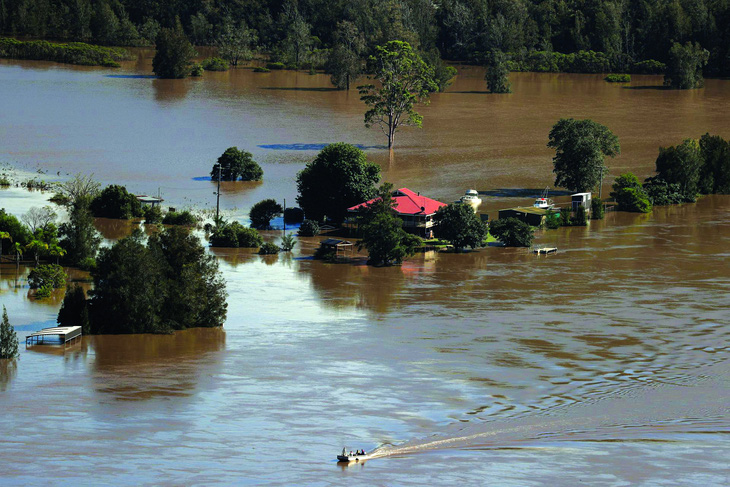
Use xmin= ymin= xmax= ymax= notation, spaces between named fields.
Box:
xmin=297 ymin=219 xmax=320 ymax=237
xmin=90 ymin=185 xmax=143 ymax=219
xmin=605 ymin=74 xmax=631 ymax=83
xmin=28 ymin=263 xmax=67 ymax=298
xmin=162 ymin=210 xmax=198 ymax=226
xmin=545 ymin=206 xmax=589 ymax=228
xmin=253 ymin=67 xmax=271 ymax=73
xmin=507 ymin=50 xmax=666 ymax=75
xmin=209 ymin=221 xmax=262 ymax=248
xmin=265 ymin=62 xmax=285 ymax=70
xmin=0 ymin=38 xmax=130 ymax=67
xmin=631 ymin=60 xmax=667 ymax=74
xmin=201 ymin=57 xmax=228 ymax=71
xmin=489 ymin=218 xmax=534 ymax=247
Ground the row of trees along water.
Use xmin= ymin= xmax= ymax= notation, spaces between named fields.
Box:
xmin=1 ymin=0 xmax=729 ymax=76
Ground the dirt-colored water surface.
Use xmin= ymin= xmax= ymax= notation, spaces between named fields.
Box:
xmin=1 ymin=53 xmax=729 ymax=485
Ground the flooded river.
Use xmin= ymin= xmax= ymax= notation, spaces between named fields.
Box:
xmin=1 ymin=54 xmax=729 ymax=485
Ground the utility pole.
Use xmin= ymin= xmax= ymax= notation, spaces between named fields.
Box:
xmin=283 ymin=198 xmax=286 ymax=236
xmin=599 ymin=166 xmax=604 ymax=199
xmin=215 ymin=164 xmax=221 ymax=224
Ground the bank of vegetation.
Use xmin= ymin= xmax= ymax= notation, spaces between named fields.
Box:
xmin=1 ymin=0 xmax=729 ymax=80
xmin=0 ymin=37 xmax=130 ymax=67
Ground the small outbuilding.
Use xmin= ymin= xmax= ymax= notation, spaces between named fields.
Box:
xmin=318 ymin=238 xmax=353 ymax=257
xmin=571 ymin=193 xmax=592 ymax=214
xmin=135 ymin=195 xmax=164 ymax=207
xmin=498 ymin=207 xmax=550 ymax=227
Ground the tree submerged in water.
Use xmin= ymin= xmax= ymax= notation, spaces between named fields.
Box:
xmin=0 ymin=306 xmax=19 ymax=360
xmin=152 ymin=21 xmax=196 ymax=79
xmin=484 ymin=50 xmax=511 ymax=94
xmin=211 ymin=147 xmax=263 ymax=182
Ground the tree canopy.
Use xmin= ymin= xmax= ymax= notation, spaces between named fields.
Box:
xmin=358 ymin=40 xmax=437 ymax=149
xmin=249 ymin=199 xmax=283 ymax=229
xmin=433 ymin=203 xmax=487 ymax=251
xmin=664 ymin=42 xmax=709 ymax=90
xmin=73 ymin=227 xmax=227 ymax=334
xmin=152 ymin=21 xmax=195 ymax=79
xmin=90 ymin=184 xmax=143 ymax=219
xmin=548 ymin=118 xmax=620 ymax=193
xmin=484 ymin=50 xmax=511 ymax=94
xmin=327 ymin=20 xmax=365 ymax=90
xmin=211 ymin=147 xmax=263 ymax=182
xmin=0 ymin=306 xmax=19 ymax=360
xmin=610 ymin=173 xmax=652 ymax=213
xmin=296 ymin=142 xmax=380 ymax=223
xmin=489 ymin=218 xmax=534 ymax=247
xmin=209 ymin=221 xmax=263 ymax=248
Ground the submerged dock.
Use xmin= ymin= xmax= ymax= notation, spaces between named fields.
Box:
xmin=26 ymin=326 xmax=82 ymax=346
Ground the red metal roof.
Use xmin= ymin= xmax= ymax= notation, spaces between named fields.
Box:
xmin=348 ymin=188 xmax=447 ymax=216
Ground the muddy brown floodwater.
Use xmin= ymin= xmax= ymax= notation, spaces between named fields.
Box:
xmin=1 ymin=52 xmax=729 ymax=485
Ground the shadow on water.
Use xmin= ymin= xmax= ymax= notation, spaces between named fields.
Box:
xmin=623 ymin=85 xmax=672 ymax=91
xmin=106 ymin=74 xmax=157 ymax=79
xmin=480 ymin=188 xmax=573 ymax=197
xmin=258 ymin=143 xmax=388 ymax=151
xmin=261 ymin=87 xmax=340 ymax=92
xmin=152 ymin=78 xmax=191 ymax=102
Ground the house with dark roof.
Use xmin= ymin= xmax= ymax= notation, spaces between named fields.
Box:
xmin=346 ymin=188 xmax=447 ymax=238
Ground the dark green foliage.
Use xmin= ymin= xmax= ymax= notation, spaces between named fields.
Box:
xmin=28 ymin=264 xmax=67 ymax=290
xmin=162 ymin=210 xmax=197 ymax=226
xmin=359 ymin=211 xmax=421 ymax=266
xmin=266 ymin=62 xmax=285 ymax=70
xmin=507 ymin=51 xmax=611 ymax=74
xmin=59 ymin=199 xmax=101 ymax=268
xmin=201 ymin=57 xmax=228 ymax=71
xmin=283 ymin=207 xmax=304 ymax=224
xmin=190 ymin=63 xmax=203 ymax=76
xmin=655 ymin=140 xmax=703 ymax=200
xmin=296 ymin=143 xmax=380 ymax=223
xmin=611 ymin=173 xmax=652 ymax=213
xmin=545 ymin=212 xmax=561 ymax=229
xmin=253 ymin=67 xmax=270 ymax=73
xmin=297 ymin=219 xmax=320 ymax=237
xmin=484 ymin=50 xmax=511 ymax=93
xmin=249 ymin=199 xmax=283 ymax=229
xmin=90 ymin=184 xmax=142 ymax=219
xmin=327 ymin=20 xmax=365 ymax=90
xmin=258 ymin=242 xmax=280 ymax=255
xmin=591 ymin=198 xmax=605 ymax=219
xmin=0 ymin=38 xmax=130 ymax=67
xmin=572 ymin=206 xmax=588 ymax=226
xmin=433 ymin=203 xmax=487 ymax=251
xmin=217 ymin=22 xmax=255 ymax=66
xmin=79 ymin=227 xmax=226 ymax=334
xmin=211 ymin=147 xmax=263 ymax=182
xmin=152 ymin=23 xmax=195 ymax=79
xmin=0 ymin=209 xmax=31 ymax=246
xmin=489 ymin=218 xmax=534 ymax=247
xmin=604 ymin=74 xmax=630 ymax=83
xmin=548 ymin=118 xmax=620 ymax=192
xmin=699 ymin=134 xmax=730 ymax=194
xmin=643 ymin=176 xmax=687 ymax=206
xmin=57 ymin=285 xmax=90 ymax=334
xmin=358 ymin=41 xmax=437 ymax=149
xmin=143 ymin=205 xmax=163 ymax=224
xmin=209 ymin=222 xmax=262 ymax=248
xmin=664 ymin=42 xmax=709 ymax=90
xmin=0 ymin=306 xmax=19 ymax=360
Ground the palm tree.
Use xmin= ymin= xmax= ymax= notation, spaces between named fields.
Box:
xmin=11 ymin=242 xmax=23 ymax=268
xmin=0 ymin=231 xmax=10 ymax=259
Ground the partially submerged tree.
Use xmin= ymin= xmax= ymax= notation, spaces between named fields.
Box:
xmin=249 ymin=199 xmax=283 ymax=229
xmin=217 ymin=20 xmax=256 ymax=66
xmin=358 ymin=40 xmax=437 ymax=150
xmin=655 ymin=139 xmax=703 ymax=200
xmin=484 ymin=49 xmax=511 ymax=93
xmin=611 ymin=173 xmax=652 ymax=213
xmin=327 ymin=20 xmax=365 ymax=90
xmin=57 ymin=173 xmax=101 ymax=208
xmin=0 ymin=306 xmax=19 ymax=360
xmin=664 ymin=41 xmax=709 ymax=90
xmin=90 ymin=184 xmax=143 ymax=219
xmin=211 ymin=147 xmax=263 ymax=181
xmin=548 ymin=118 xmax=620 ymax=192
xmin=296 ymin=143 xmax=380 ymax=223
xmin=433 ymin=203 xmax=487 ymax=251
xmin=22 ymin=206 xmax=57 ymax=233
xmin=153 ymin=21 xmax=196 ymax=79
xmin=209 ymin=221 xmax=263 ymax=248
xmin=489 ymin=218 xmax=534 ymax=247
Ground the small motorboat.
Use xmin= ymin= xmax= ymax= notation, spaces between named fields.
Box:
xmin=459 ymin=189 xmax=482 ymax=209
xmin=337 ymin=449 xmax=371 ymax=463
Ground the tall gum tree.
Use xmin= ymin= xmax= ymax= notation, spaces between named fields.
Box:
xmin=358 ymin=40 xmax=437 ymax=150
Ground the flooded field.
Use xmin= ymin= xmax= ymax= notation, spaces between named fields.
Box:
xmin=0 ymin=54 xmax=729 ymax=485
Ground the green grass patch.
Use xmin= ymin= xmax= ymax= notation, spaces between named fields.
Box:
xmin=0 ymin=37 xmax=131 ymax=67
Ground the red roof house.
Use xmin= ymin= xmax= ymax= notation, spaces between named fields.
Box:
xmin=347 ymin=188 xmax=447 ymax=238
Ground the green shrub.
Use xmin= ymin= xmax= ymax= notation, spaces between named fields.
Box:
xmin=209 ymin=221 xmax=263 ymax=248
xmin=298 ymin=219 xmax=320 ymax=237
xmin=253 ymin=67 xmax=271 ymax=73
xmin=266 ymin=62 xmax=285 ymax=70
xmin=162 ymin=210 xmax=197 ymax=226
xmin=591 ymin=198 xmax=605 ymax=219
xmin=249 ymin=199 xmax=283 ymax=229
xmin=545 ymin=212 xmax=561 ymax=229
xmin=258 ymin=242 xmax=280 ymax=255
xmin=572 ymin=206 xmax=588 ymax=226
xmin=190 ymin=63 xmax=204 ymax=76
xmin=201 ymin=57 xmax=229 ymax=71
xmin=631 ymin=59 xmax=666 ymax=74
xmin=605 ymin=74 xmax=631 ymax=82
xmin=280 ymin=234 xmax=296 ymax=251
xmin=612 ymin=173 xmax=653 ymax=212
xmin=0 ymin=176 xmax=10 ymax=186
xmin=0 ymin=306 xmax=19 ymax=359
xmin=28 ymin=264 xmax=67 ymax=290
xmin=643 ymin=176 xmax=687 ymax=206
xmin=489 ymin=218 xmax=534 ymax=247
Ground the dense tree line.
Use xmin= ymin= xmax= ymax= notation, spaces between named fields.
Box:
xmin=2 ymin=0 xmax=729 ymax=76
